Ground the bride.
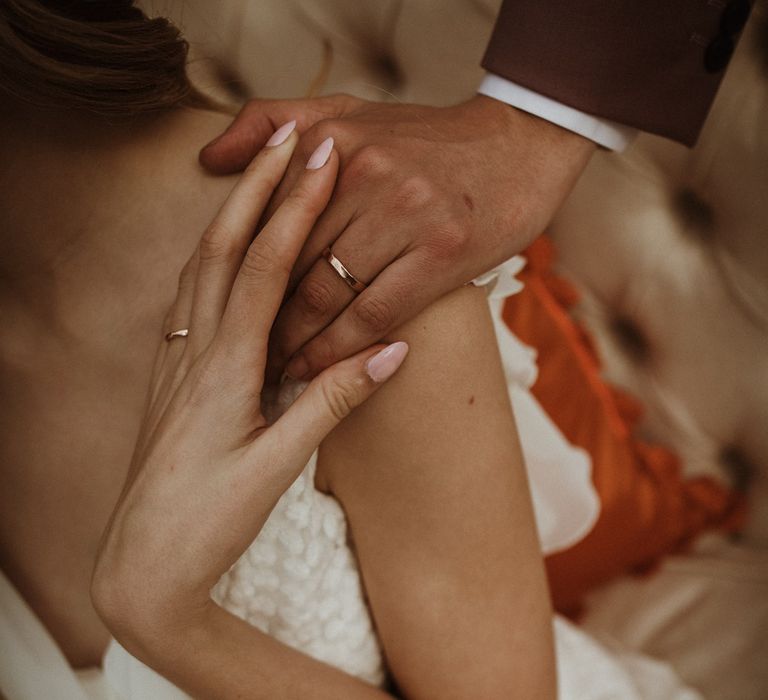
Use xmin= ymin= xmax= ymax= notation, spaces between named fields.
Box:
xmin=0 ymin=2 xmax=700 ymax=699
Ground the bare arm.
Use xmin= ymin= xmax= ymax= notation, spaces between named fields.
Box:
xmin=97 ymin=155 xmax=554 ymax=696
xmin=90 ymin=128 xmax=401 ymax=700
xmin=147 ymin=607 xmax=393 ymax=699
xmin=142 ymin=286 xmax=554 ymax=700
xmin=318 ymin=285 xmax=556 ymax=699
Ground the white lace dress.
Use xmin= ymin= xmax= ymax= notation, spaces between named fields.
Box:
xmin=0 ymin=257 xmax=701 ymax=700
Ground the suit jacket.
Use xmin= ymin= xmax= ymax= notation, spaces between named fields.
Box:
xmin=482 ymin=0 xmax=753 ymax=146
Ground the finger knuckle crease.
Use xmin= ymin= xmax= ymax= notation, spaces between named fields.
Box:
xmin=347 ymin=145 xmax=394 ymax=181
xmin=354 ymin=295 xmax=395 ymax=333
xmin=395 ymin=176 xmax=437 ymax=210
xmin=424 ymin=225 xmax=469 ymax=261
xmin=240 ymin=244 xmax=276 ymax=278
xmin=297 ymin=278 xmax=335 ymax=316
xmin=199 ymin=223 xmax=238 ymax=263
xmin=321 ymin=376 xmax=363 ymax=421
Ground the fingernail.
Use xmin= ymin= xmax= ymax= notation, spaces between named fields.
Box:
xmin=365 ymin=342 xmax=409 ymax=383
xmin=285 ymin=354 xmax=310 ymax=381
xmin=266 ymin=119 xmax=297 ymax=147
xmin=306 ymin=137 xmax=334 ymax=170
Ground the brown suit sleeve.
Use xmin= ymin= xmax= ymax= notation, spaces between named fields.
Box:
xmin=482 ymin=0 xmax=753 ymax=146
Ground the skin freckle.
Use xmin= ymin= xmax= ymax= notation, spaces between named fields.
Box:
xmin=468 ymin=395 xmax=475 ymax=405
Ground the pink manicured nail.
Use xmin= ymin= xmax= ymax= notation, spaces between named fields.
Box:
xmin=365 ymin=342 xmax=409 ymax=383
xmin=306 ymin=137 xmax=334 ymax=169
xmin=265 ymin=120 xmax=297 ymax=147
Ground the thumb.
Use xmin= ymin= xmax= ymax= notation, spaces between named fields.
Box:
xmin=199 ymin=99 xmax=296 ymax=174
xmin=199 ymin=95 xmax=362 ymax=175
xmin=261 ymin=342 xmax=409 ymax=464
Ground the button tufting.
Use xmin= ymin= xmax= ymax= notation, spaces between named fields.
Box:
xmin=719 ymin=445 xmax=755 ymax=492
xmin=704 ymin=0 xmax=751 ymax=73
xmin=609 ymin=315 xmax=650 ymax=364
xmin=371 ymin=53 xmax=404 ymax=91
xmin=705 ymin=33 xmax=736 ymax=72
xmin=721 ymin=0 xmax=752 ymax=35
xmin=674 ymin=188 xmax=716 ymax=239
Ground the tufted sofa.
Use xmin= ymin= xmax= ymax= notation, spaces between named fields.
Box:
xmin=147 ymin=0 xmax=768 ymax=697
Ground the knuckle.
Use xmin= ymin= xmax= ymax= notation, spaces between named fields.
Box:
xmin=353 ymin=294 xmax=396 ymax=334
xmin=240 ymin=245 xmax=273 ymax=279
xmin=199 ymin=222 xmax=238 ymax=263
xmin=393 ymin=175 xmax=438 ymax=210
xmin=296 ymin=276 xmax=336 ymax=317
xmin=320 ymin=373 xmax=366 ymax=421
xmin=345 ymin=144 xmax=395 ymax=182
xmin=423 ymin=223 xmax=470 ymax=262
xmin=240 ymin=237 xmax=286 ymax=279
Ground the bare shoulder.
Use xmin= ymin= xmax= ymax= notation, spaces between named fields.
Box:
xmin=315 ymin=284 xmax=554 ymax=698
xmin=315 ymin=283 xmax=512 ymax=493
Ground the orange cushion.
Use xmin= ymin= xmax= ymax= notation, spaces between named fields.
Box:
xmin=502 ymin=236 xmax=744 ymax=616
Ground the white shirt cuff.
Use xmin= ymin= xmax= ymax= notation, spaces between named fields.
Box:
xmin=478 ymin=73 xmax=638 ymax=152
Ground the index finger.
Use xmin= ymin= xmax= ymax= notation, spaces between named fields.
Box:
xmin=187 ymin=121 xmax=300 ymax=353
xmin=218 ymin=138 xmax=339 ymax=363
xmin=284 ymin=249 xmax=461 ymax=379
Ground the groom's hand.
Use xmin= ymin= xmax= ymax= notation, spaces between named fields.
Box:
xmin=200 ymin=94 xmax=595 ymax=380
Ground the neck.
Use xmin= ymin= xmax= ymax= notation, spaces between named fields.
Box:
xmin=0 ymin=105 xmax=237 ymax=325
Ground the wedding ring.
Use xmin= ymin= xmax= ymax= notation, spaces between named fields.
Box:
xmin=322 ymin=248 xmax=367 ymax=293
xmin=164 ymin=328 xmax=189 ymax=341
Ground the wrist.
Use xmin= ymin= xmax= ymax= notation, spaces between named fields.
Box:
xmin=106 ymin=601 xmax=241 ymax=696
xmin=465 ymin=93 xmax=597 ymax=161
xmin=143 ymin=598 xmax=218 ymax=660
xmin=93 ymin=567 xmax=216 ymax=668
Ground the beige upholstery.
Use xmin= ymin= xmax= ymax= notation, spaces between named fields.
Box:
xmin=550 ymin=3 xmax=768 ymax=545
xmin=165 ymin=0 xmax=768 ymax=539
xmin=147 ymin=0 xmax=768 ymax=695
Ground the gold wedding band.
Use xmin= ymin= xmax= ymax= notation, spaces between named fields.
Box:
xmin=322 ymin=247 xmax=367 ymax=293
xmin=165 ymin=328 xmax=189 ymax=341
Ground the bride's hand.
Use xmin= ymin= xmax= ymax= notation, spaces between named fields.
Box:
xmin=91 ymin=125 xmax=408 ymax=658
